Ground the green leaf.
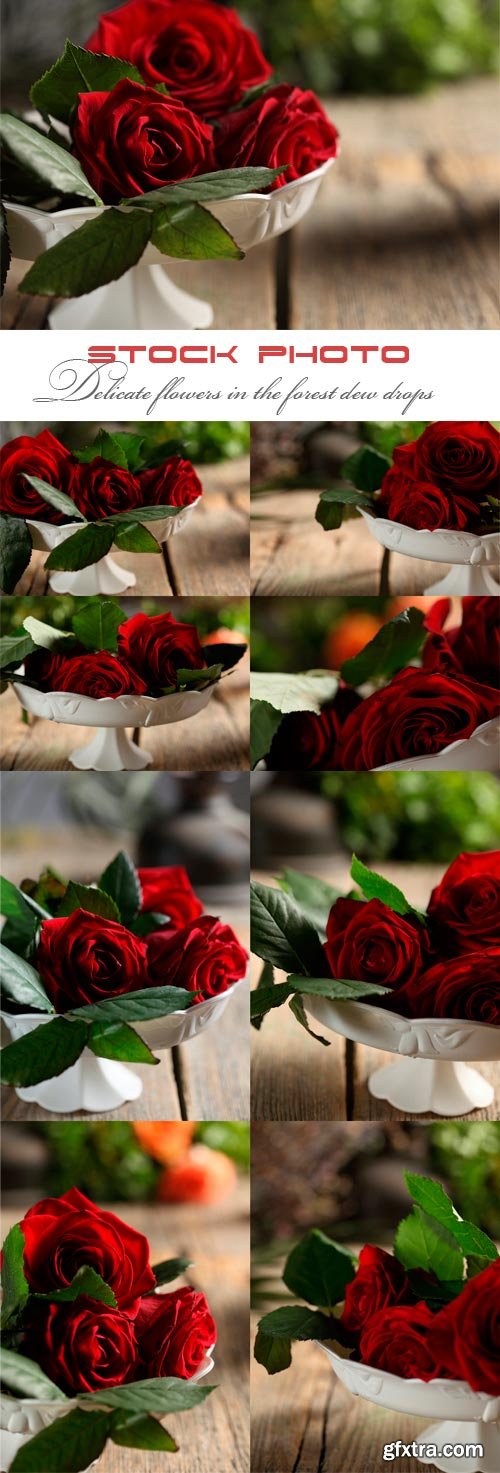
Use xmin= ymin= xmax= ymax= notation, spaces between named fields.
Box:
xmin=1 ymin=873 xmax=51 ymax=923
xmin=31 ymin=41 xmax=144 ymax=124
xmin=257 ymin=1304 xmax=335 ymax=1342
xmin=20 ymin=208 xmax=151 ymax=298
xmin=71 ymin=985 xmax=192 ymax=1024
xmin=151 ymin=200 xmax=243 ymax=260
xmin=315 ymin=486 xmax=373 ymax=532
xmin=104 ymin=504 xmax=180 ymax=525
xmin=404 ymin=1173 xmax=498 ymax=1266
xmin=251 ymin=959 xmax=274 ymax=1032
xmin=0 ymin=630 xmax=36 ymax=669
xmin=0 ymin=1018 xmax=89 ymax=1087
xmin=149 ymin=1255 xmax=192 ymax=1288
xmin=250 ymin=670 xmax=338 ymax=718
xmin=89 ymin=1021 xmax=159 ymax=1065
xmin=341 ymin=445 xmax=391 ymax=493
xmin=111 ymin=1413 xmax=177 ymax=1452
xmin=57 ymin=882 xmax=120 ymax=922
xmin=74 ymin=429 xmax=129 ymax=469
xmin=283 ymin=1229 xmax=355 ymax=1310
xmin=250 ymin=698 xmax=282 ymax=768
xmin=71 ymin=598 xmax=122 ymax=653
xmin=0 ymin=1347 xmax=68 ymax=1402
xmin=0 ymin=941 xmax=53 ymax=1012
xmin=407 ymin=1271 xmax=466 ymax=1308
xmin=113 ymin=521 xmax=161 ymax=553
xmin=35 ymin=1265 xmax=117 ymax=1307
xmin=0 ymin=1222 xmax=29 ymax=1329
xmin=250 ymin=974 xmax=390 ymax=1022
xmin=340 ymin=608 xmax=427 ymax=688
xmin=394 ymin=1208 xmax=465 ymax=1283
xmin=1 ymin=200 xmax=11 ymax=294
xmin=350 ymin=855 xmax=426 ymax=923
xmin=125 ymin=166 xmax=285 ymax=209
xmin=0 ymin=515 xmax=32 ymax=593
xmin=85 ymin=1378 xmax=215 ymax=1415
xmin=99 ymin=850 xmax=141 ymax=923
xmin=254 ymin=1325 xmax=292 ymax=1375
xmin=101 ymin=431 xmax=147 ymax=472
xmin=0 ymin=114 xmax=101 ymax=203
xmin=288 ymin=993 xmax=331 ymax=1046
xmin=279 ymin=868 xmax=340 ymax=937
xmin=45 ymin=523 xmax=115 ymax=572
xmin=10 ymin=1408 xmax=111 ymax=1473
xmin=176 ymin=663 xmax=222 ymax=688
xmin=250 ymin=880 xmax=326 ymax=976
xmin=24 ymin=475 xmax=86 ymax=522
xmin=23 ymin=616 xmax=75 ymax=652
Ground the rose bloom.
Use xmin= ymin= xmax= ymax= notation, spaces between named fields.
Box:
xmin=341 ymin=1246 xmax=412 ymax=1335
xmin=427 ymin=850 xmax=500 ymax=954
xmin=359 ymin=1301 xmax=449 ymax=1381
xmin=338 ymin=667 xmax=500 ymax=771
xmin=118 ymin=611 xmax=207 ymax=694
xmin=216 ymin=83 xmax=339 ymax=190
xmin=87 ymin=0 xmax=272 ymax=119
xmin=377 ymin=468 xmax=482 ymax=533
xmin=393 ymin=422 xmax=500 ymax=495
xmin=423 ymin=596 xmax=500 ymax=693
xmin=136 ymin=1286 xmax=216 ymax=1379
xmin=431 ymin=1262 xmax=500 ymax=1394
xmin=36 ymin=908 xmax=148 ymax=1012
xmin=23 ymin=1298 xmax=139 ymax=1396
xmin=146 ymin=914 xmax=248 ymax=997
xmin=20 ymin=1187 xmax=155 ymax=1313
xmin=138 ymin=866 xmax=203 ymax=926
xmin=268 ymin=689 xmax=363 ymax=770
xmin=23 ymin=646 xmax=81 ymax=692
xmin=72 ymin=80 xmax=215 ymax=204
xmin=0 ymin=431 xmax=74 ymax=523
xmin=44 ymin=651 xmax=148 ymax=700
xmin=69 ymin=457 xmax=143 ymax=520
xmin=138 ymin=457 xmax=203 ymax=509
xmin=395 ymin=950 xmax=500 ymax=1025
xmin=325 ymin=897 xmax=429 ymax=992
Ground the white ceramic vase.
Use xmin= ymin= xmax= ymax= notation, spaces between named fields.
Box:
xmin=27 ymin=498 xmax=201 ymax=595
xmin=360 ymin=508 xmax=500 ymax=596
xmin=13 ymin=680 xmax=217 ymax=771
xmin=5 ymin=162 xmax=333 ymax=330
xmin=1 ymin=978 xmax=246 ymax=1113
xmin=302 ymin=996 xmax=500 ymax=1115
xmin=318 ymin=1342 xmax=499 ymax=1473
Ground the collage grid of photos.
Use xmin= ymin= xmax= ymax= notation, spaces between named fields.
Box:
xmin=1 ymin=4 xmax=499 ymax=1473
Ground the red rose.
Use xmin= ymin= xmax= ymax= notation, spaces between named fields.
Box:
xmin=138 ymin=866 xmax=203 ymax=926
xmin=145 ymin=914 xmax=248 ymax=997
xmin=431 ymin=1262 xmax=500 ymax=1394
xmin=428 ymin=850 xmax=500 ymax=953
xmin=216 ymin=84 xmax=339 ymax=190
xmin=339 ymin=667 xmax=500 ymax=771
xmin=268 ymin=688 xmax=363 ymax=770
xmin=341 ymin=1246 xmax=412 ymax=1334
xmin=325 ymin=897 xmax=429 ymax=991
xmin=377 ymin=468 xmax=482 ymax=533
xmin=136 ymin=1286 xmax=216 ymax=1378
xmin=138 ymin=457 xmax=203 ymax=509
xmin=117 ymin=611 xmax=207 ymax=694
xmin=20 ymin=1187 xmax=155 ymax=1313
xmin=69 ymin=457 xmax=143 ymax=520
xmin=359 ymin=1301 xmax=449 ymax=1381
xmin=72 ymin=80 xmax=215 ymax=204
xmin=36 ymin=908 xmax=148 ymax=1012
xmin=423 ymin=597 xmax=500 ymax=692
xmin=48 ymin=651 xmax=148 ymax=699
xmin=0 ymin=431 xmax=74 ymax=523
xmin=23 ymin=1298 xmax=139 ymax=1396
xmin=396 ymin=950 xmax=500 ymax=1024
xmin=23 ymin=646 xmax=81 ymax=691
xmin=393 ymin=422 xmax=500 ymax=494
xmin=87 ymin=0 xmax=272 ymax=119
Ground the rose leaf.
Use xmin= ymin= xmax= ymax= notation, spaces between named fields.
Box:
xmin=251 ymin=880 xmax=326 ymax=977
xmin=70 ymin=986 xmax=193 ymax=1024
xmin=88 ymin=1021 xmax=160 ymax=1066
xmin=316 ymin=486 xmax=373 ymax=532
xmin=340 ymin=607 xmax=427 ymax=688
xmin=0 ymin=515 xmax=32 ymax=593
xmin=341 ymin=445 xmax=392 ymax=492
xmin=19 ymin=209 xmax=151 ymax=298
xmin=350 ymin=854 xmax=427 ymax=924
xmin=31 ymin=42 xmax=144 ymax=125
xmin=394 ymin=1208 xmax=465 ymax=1283
xmin=0 ymin=1347 xmax=68 ymax=1402
xmin=71 ymin=597 xmax=123 ymax=653
xmin=151 ymin=201 xmax=243 ymax=261
xmin=283 ymin=1228 xmax=356 ymax=1309
xmin=0 ymin=941 xmax=53 ymax=1012
xmin=74 ymin=429 xmax=129 ymax=469
xmin=0 ymin=1222 xmax=29 ymax=1330
xmin=44 ymin=523 xmax=115 ymax=571
xmin=250 ymin=698 xmax=283 ymax=769
xmin=34 ymin=1265 xmax=117 ymax=1307
xmin=82 ymin=1378 xmax=215 ymax=1414
xmin=24 ymin=475 xmax=86 ymax=522
xmin=146 ymin=1255 xmax=192 ymax=1289
xmin=98 ymin=850 xmax=141 ymax=923
xmin=112 ymin=521 xmax=161 ymax=553
xmin=0 ymin=113 xmax=101 ymax=203
xmin=279 ymin=868 xmax=342 ymax=937
xmin=0 ymin=1018 xmax=90 ymax=1087
xmin=10 ymin=1407 xmax=112 ymax=1473
xmin=110 ymin=1413 xmax=178 ymax=1452
xmin=404 ymin=1172 xmax=498 ymax=1266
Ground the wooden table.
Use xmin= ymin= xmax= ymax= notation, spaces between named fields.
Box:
xmin=3 ymin=82 xmax=498 ymax=330
xmin=0 ymin=1186 xmax=249 ymax=1473
xmin=12 ymin=460 xmax=250 ymax=599
xmin=250 ymin=490 xmax=452 ymax=595
xmin=0 ymin=665 xmax=249 ymax=771
xmin=251 ymin=860 xmax=500 ymax=1122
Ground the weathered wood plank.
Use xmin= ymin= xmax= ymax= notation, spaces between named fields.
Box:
xmin=177 ymin=977 xmax=250 ymax=1123
xmin=167 ymin=487 xmax=250 ymax=597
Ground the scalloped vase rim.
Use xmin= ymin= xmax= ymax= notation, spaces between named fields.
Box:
xmin=14 ymin=676 xmax=222 ymax=711
xmin=26 ymin=497 xmax=202 ymax=534
xmin=315 ymin=1342 xmax=487 ymax=1405
xmin=315 ymin=997 xmax=500 ymax=1039
xmin=0 ymin=971 xmax=248 ymax=1028
xmin=359 ymin=507 xmax=499 ymax=546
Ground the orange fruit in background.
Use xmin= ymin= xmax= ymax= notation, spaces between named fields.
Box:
xmin=203 ymin=627 xmax=244 ymax=645
xmin=323 ymin=612 xmax=383 ymax=669
xmin=156 ymin=1145 xmax=237 ymax=1204
xmin=133 ymin=1121 xmax=195 ymax=1165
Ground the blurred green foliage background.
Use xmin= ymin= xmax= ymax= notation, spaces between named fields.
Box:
xmin=318 ymin=771 xmax=500 ymax=860
xmin=11 ymin=1122 xmax=250 ymax=1202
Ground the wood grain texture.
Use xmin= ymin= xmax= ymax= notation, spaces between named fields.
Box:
xmin=3 ymin=83 xmax=497 ymax=331
xmin=0 ymin=1191 xmax=249 ymax=1473
xmin=250 ymin=491 xmax=450 ymax=596
xmin=251 ymin=861 xmax=500 ymax=1122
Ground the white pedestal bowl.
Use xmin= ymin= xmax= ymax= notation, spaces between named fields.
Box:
xmin=317 ymin=1342 xmax=499 ymax=1473
xmin=374 ymin=717 xmax=500 ymax=773
xmin=303 ymin=995 xmax=500 ymax=1115
xmin=360 ymin=509 xmax=500 ymax=596
xmin=1 ymin=977 xmax=246 ymax=1113
xmin=6 ymin=162 xmax=333 ymax=330
xmin=27 ymin=498 xmax=201 ymax=595
xmin=12 ymin=681 xmax=216 ymax=771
